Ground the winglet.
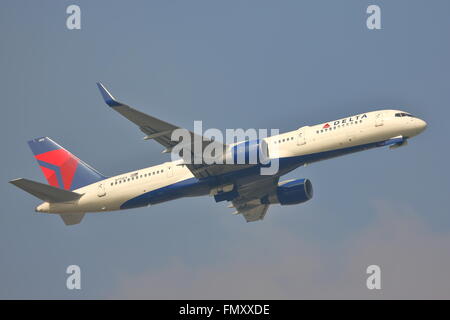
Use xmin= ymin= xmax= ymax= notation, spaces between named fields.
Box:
xmin=96 ymin=82 xmax=122 ymax=107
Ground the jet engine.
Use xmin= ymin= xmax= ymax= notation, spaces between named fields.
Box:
xmin=262 ymin=178 xmax=313 ymax=205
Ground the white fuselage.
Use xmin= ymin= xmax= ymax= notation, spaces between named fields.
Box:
xmin=36 ymin=109 xmax=426 ymax=214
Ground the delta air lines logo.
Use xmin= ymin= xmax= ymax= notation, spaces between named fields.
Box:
xmin=322 ymin=114 xmax=368 ymax=129
xmin=35 ymin=149 xmax=79 ymax=190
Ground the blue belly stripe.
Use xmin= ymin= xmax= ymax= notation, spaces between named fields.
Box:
xmin=120 ymin=138 xmax=396 ymax=209
xmin=120 ymin=177 xmax=207 ymax=209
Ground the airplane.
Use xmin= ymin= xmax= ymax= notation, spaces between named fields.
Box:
xmin=9 ymin=83 xmax=427 ymax=225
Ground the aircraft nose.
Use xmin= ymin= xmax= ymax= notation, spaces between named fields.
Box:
xmin=417 ymin=118 xmax=427 ymax=133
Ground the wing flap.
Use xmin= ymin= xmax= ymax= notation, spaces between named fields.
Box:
xmin=228 ymin=176 xmax=279 ymax=222
xmin=238 ymin=203 xmax=270 ymax=222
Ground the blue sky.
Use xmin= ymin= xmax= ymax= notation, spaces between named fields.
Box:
xmin=1 ymin=0 xmax=449 ymax=299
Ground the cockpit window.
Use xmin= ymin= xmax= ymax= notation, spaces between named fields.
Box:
xmin=395 ymin=112 xmax=415 ymax=118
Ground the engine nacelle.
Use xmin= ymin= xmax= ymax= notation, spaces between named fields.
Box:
xmin=263 ymin=178 xmax=313 ymax=205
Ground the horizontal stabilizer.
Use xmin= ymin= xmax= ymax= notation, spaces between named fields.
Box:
xmin=9 ymin=178 xmax=82 ymax=203
xmin=59 ymin=213 xmax=85 ymax=225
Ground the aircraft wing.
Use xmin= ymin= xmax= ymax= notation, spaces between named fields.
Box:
xmin=97 ymin=83 xmax=228 ymax=178
xmin=230 ymin=176 xmax=279 ymax=222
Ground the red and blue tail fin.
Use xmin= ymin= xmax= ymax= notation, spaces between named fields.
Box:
xmin=27 ymin=137 xmax=106 ymax=191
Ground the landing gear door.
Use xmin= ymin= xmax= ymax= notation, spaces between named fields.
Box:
xmin=375 ymin=113 xmax=384 ymax=127
xmin=297 ymin=126 xmax=308 ymax=146
xmin=97 ymin=183 xmax=106 ymax=197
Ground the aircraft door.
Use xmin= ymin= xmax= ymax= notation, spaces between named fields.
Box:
xmin=297 ymin=127 xmax=307 ymax=146
xmin=166 ymin=165 xmax=174 ymax=178
xmin=375 ymin=113 xmax=384 ymax=127
xmin=97 ymin=183 xmax=106 ymax=197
